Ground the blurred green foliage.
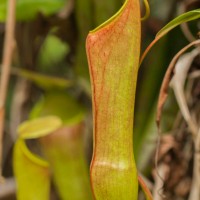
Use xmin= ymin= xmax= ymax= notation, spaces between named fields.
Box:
xmin=38 ymin=34 xmax=70 ymax=71
xmin=0 ymin=0 xmax=66 ymax=21
xmin=0 ymin=0 xmax=199 ymax=199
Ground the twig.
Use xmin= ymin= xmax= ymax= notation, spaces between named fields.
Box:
xmin=189 ymin=70 xmax=200 ymax=79
xmin=171 ymin=49 xmax=199 ymax=138
xmin=57 ymin=0 xmax=74 ymax=19
xmin=153 ymin=164 xmax=169 ymax=200
xmin=0 ymin=0 xmax=16 ymax=180
xmin=156 ymin=40 xmax=200 ymax=136
xmin=9 ymin=78 xmax=30 ymax=140
xmin=0 ymin=177 xmax=16 ymax=198
xmin=188 ymin=128 xmax=200 ymax=200
xmin=138 ymin=172 xmax=153 ymax=190
xmin=179 ymin=2 xmax=196 ymax=43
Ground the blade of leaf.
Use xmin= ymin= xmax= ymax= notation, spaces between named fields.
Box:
xmin=37 ymin=34 xmax=70 ymax=72
xmin=92 ymin=0 xmax=123 ymax=26
xmin=134 ymin=38 xmax=168 ymax=167
xmin=86 ymin=0 xmax=141 ymax=199
xmin=171 ymin=48 xmax=199 ymax=136
xmin=12 ymin=68 xmax=73 ymax=90
xmin=0 ymin=0 xmax=67 ymax=22
xmin=74 ymin=0 xmax=93 ymax=81
xmin=156 ymin=39 xmax=200 ymax=134
xmin=13 ymin=139 xmax=50 ymax=200
xmin=140 ymin=8 xmax=200 ymax=64
xmin=156 ymin=9 xmax=200 ymax=39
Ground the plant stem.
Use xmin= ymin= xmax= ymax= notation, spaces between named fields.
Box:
xmin=0 ymin=0 xmax=16 ymax=180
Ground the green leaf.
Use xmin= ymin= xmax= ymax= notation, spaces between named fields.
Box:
xmin=0 ymin=0 xmax=66 ymax=22
xmin=17 ymin=0 xmax=65 ymax=20
xmin=156 ymin=9 xmax=200 ymax=39
xmin=140 ymin=8 xmax=200 ymax=64
xmin=92 ymin=0 xmax=123 ymax=26
xmin=74 ymin=0 xmax=93 ymax=81
xmin=0 ymin=0 xmax=6 ymax=21
xmin=29 ymin=92 xmax=86 ymax=125
xmin=13 ymin=68 xmax=72 ymax=90
xmin=18 ymin=116 xmax=62 ymax=139
xmin=134 ymin=38 xmax=168 ymax=169
xmin=13 ymin=139 xmax=50 ymax=200
xmin=38 ymin=35 xmax=70 ymax=72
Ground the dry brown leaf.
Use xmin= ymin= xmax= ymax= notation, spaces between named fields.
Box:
xmin=156 ymin=39 xmax=200 ymax=132
xmin=157 ymin=135 xmax=177 ymax=161
xmin=171 ymin=48 xmax=199 ymax=136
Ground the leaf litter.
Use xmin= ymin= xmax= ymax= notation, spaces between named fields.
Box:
xmin=154 ymin=40 xmax=200 ymax=199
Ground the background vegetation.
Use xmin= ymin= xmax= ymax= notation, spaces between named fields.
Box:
xmin=0 ymin=0 xmax=199 ymax=199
